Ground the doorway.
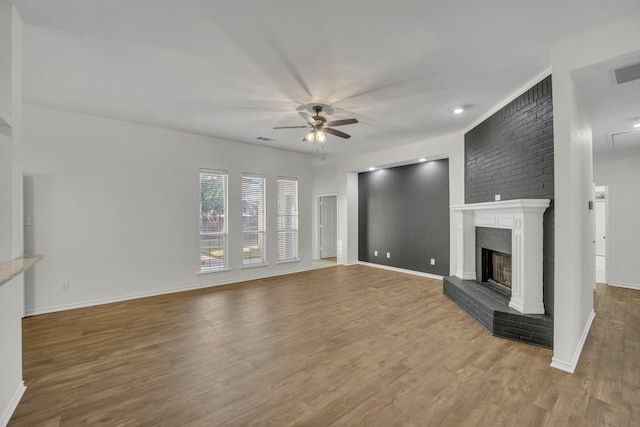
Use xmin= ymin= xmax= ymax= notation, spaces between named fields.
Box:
xmin=318 ymin=195 xmax=337 ymax=262
xmin=594 ymin=185 xmax=608 ymax=284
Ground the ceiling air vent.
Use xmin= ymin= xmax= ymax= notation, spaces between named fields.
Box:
xmin=611 ymin=130 xmax=640 ymax=150
xmin=256 ymin=136 xmax=275 ymax=142
xmin=614 ymin=62 xmax=640 ymax=85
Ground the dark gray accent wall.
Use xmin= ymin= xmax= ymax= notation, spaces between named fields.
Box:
xmin=358 ymin=159 xmax=449 ymax=275
xmin=465 ymin=75 xmax=554 ymax=316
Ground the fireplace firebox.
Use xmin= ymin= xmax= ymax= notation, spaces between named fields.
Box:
xmin=481 ymin=248 xmax=512 ymax=296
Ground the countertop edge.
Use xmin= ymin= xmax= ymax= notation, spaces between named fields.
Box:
xmin=0 ymin=254 xmax=44 ymax=287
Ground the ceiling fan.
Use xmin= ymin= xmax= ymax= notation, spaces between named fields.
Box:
xmin=273 ymin=105 xmax=358 ymax=143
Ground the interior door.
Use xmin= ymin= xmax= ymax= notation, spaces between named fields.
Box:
xmin=594 ymin=186 xmax=607 ymax=284
xmin=319 ymin=195 xmax=337 ymax=258
xmin=595 ymin=200 xmax=606 ymax=257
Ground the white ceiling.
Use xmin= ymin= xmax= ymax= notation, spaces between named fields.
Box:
xmin=572 ymin=50 xmax=640 ymax=153
xmin=12 ymin=0 xmax=640 ymax=159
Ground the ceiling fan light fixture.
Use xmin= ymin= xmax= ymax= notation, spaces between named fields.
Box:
xmin=304 ymin=130 xmax=316 ymax=142
xmin=316 ymin=130 xmax=327 ymax=143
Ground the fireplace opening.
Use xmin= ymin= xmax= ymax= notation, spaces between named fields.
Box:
xmin=481 ymin=248 xmax=512 ymax=296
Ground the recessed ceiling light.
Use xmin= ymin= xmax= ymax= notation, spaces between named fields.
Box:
xmin=419 ymin=158 xmax=427 ymax=162
xmin=453 ymin=107 xmax=464 ymax=114
xmin=368 ymin=167 xmax=375 ymax=171
xmin=634 ymin=123 xmax=640 ymax=128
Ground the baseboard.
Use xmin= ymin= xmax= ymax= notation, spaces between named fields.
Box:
xmin=609 ymin=281 xmax=640 ymax=291
xmin=358 ymin=261 xmax=444 ymax=280
xmin=24 ymin=266 xmax=314 ymax=316
xmin=550 ymin=309 xmax=595 ymax=374
xmin=0 ymin=381 xmax=26 ymax=427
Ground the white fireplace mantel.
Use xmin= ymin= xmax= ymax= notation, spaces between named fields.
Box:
xmin=451 ymin=199 xmax=551 ymax=314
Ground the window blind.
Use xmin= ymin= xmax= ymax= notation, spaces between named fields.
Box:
xmin=200 ymin=170 xmax=228 ymax=272
xmin=242 ymin=174 xmax=266 ymax=266
xmin=277 ymin=178 xmax=298 ymax=261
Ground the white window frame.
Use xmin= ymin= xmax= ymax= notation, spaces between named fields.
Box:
xmin=241 ymin=173 xmax=266 ymax=267
xmin=199 ymin=169 xmax=228 ymax=273
xmin=277 ymin=177 xmax=299 ymax=263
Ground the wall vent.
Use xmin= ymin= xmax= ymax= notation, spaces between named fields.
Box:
xmin=256 ymin=136 xmax=275 ymax=142
xmin=614 ymin=62 xmax=640 ymax=85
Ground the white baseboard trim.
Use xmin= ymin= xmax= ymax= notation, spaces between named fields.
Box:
xmin=608 ymin=281 xmax=640 ymax=291
xmin=25 ymin=266 xmax=314 ymax=316
xmin=357 ymin=261 xmax=444 ymax=280
xmin=550 ymin=309 xmax=596 ymax=374
xmin=1 ymin=381 xmax=26 ymax=427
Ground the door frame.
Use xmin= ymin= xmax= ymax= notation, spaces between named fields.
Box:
xmin=317 ymin=193 xmax=338 ymax=260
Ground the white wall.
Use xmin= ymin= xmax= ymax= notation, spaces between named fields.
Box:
xmin=22 ymin=105 xmax=313 ymax=315
xmin=550 ymin=13 xmax=640 ymax=373
xmin=0 ymin=4 xmax=25 ymax=426
xmin=312 ymin=132 xmax=465 ymax=273
xmin=594 ymin=147 xmax=640 ymax=289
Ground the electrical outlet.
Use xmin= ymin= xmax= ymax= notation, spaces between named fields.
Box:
xmin=61 ymin=282 xmax=69 ymax=291
xmin=430 ymin=258 xmax=436 ymax=265
xmin=495 ymin=194 xmax=501 ymax=201
xmin=374 ymin=250 xmax=378 ymax=256
xmin=386 ymin=252 xmax=391 ymax=259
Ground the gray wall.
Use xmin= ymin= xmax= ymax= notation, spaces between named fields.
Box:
xmin=464 ymin=75 xmax=554 ymax=316
xmin=358 ymin=159 xmax=450 ymax=275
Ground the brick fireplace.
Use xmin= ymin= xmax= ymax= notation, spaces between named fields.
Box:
xmin=443 ymin=199 xmax=553 ymax=348
xmin=444 ymin=76 xmax=554 ymax=349
xmin=451 ymin=199 xmax=549 ymax=314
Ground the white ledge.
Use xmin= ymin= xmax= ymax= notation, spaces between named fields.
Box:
xmin=451 ymin=199 xmax=551 ymax=211
xmin=0 ymin=255 xmax=44 ymax=287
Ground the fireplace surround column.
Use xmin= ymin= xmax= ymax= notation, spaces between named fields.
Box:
xmin=451 ymin=199 xmax=550 ymax=315
xmin=455 ymin=210 xmax=476 ymax=280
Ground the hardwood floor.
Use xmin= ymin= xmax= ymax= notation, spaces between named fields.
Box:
xmin=9 ymin=265 xmax=640 ymax=426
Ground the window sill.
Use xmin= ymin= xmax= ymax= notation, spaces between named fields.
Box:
xmin=241 ymin=262 xmax=268 ymax=269
xmin=197 ymin=267 xmax=231 ymax=275
xmin=276 ymin=258 xmax=301 ymax=265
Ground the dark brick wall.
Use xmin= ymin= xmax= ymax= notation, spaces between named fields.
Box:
xmin=475 ymin=227 xmax=511 ymax=282
xmin=358 ymin=159 xmax=450 ymax=275
xmin=465 ymin=75 xmax=554 ymax=317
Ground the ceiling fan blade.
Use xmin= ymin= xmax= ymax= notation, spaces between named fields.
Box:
xmin=273 ymin=125 xmax=310 ymax=129
xmin=299 ymin=111 xmax=318 ymax=126
xmin=326 ymin=118 xmax=359 ymax=127
xmin=325 ymin=128 xmax=351 ymax=139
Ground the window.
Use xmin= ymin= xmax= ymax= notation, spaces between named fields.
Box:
xmin=277 ymin=178 xmax=298 ymax=261
xmin=200 ymin=170 xmax=227 ymax=272
xmin=242 ymin=174 xmax=266 ymax=266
